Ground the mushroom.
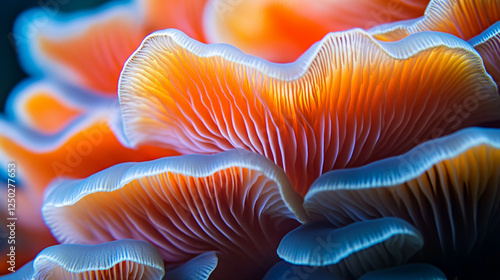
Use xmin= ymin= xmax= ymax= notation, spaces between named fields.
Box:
xmin=15 ymin=3 xmax=146 ymax=95
xmin=5 ymin=79 xmax=85 ymax=134
xmin=0 ymin=240 xmax=165 ymax=280
xmin=42 ymin=150 xmax=306 ymax=279
xmin=276 ymin=218 xmax=424 ymax=279
xmin=118 ymin=28 xmax=500 ymax=196
xmin=305 ymin=127 xmax=500 ymax=277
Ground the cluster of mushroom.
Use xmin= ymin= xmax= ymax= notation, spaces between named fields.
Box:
xmin=1 ymin=0 xmax=500 ymax=279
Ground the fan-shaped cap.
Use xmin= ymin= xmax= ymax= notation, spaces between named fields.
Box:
xmin=0 ymin=240 xmax=165 ymax=279
xmin=304 ymin=127 xmax=500 ymax=276
xmin=469 ymin=21 xmax=500 ymax=85
xmin=277 ymin=218 xmax=423 ymax=279
xmin=42 ymin=149 xmax=306 ymax=279
xmin=359 ymin=263 xmax=447 ymax=280
xmin=203 ymin=0 xmax=429 ymax=62
xmin=13 ymin=1 xmax=146 ymax=94
xmin=119 ymin=28 xmax=500 ymax=196
xmin=370 ymin=0 xmax=500 ymax=41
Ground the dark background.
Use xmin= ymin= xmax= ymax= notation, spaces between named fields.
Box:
xmin=0 ymin=0 xmax=110 ymax=113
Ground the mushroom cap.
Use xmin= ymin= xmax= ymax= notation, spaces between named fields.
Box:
xmin=469 ymin=21 xmax=500 ymax=86
xmin=0 ymin=240 xmax=165 ymax=280
xmin=14 ymin=1 xmax=148 ymax=95
xmin=277 ymin=218 xmax=423 ymax=279
xmin=119 ymin=27 xmax=500 ymax=196
xmin=305 ymin=127 xmax=500 ymax=277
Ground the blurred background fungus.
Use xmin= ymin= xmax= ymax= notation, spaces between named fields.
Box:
xmin=0 ymin=0 xmax=111 ymax=112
